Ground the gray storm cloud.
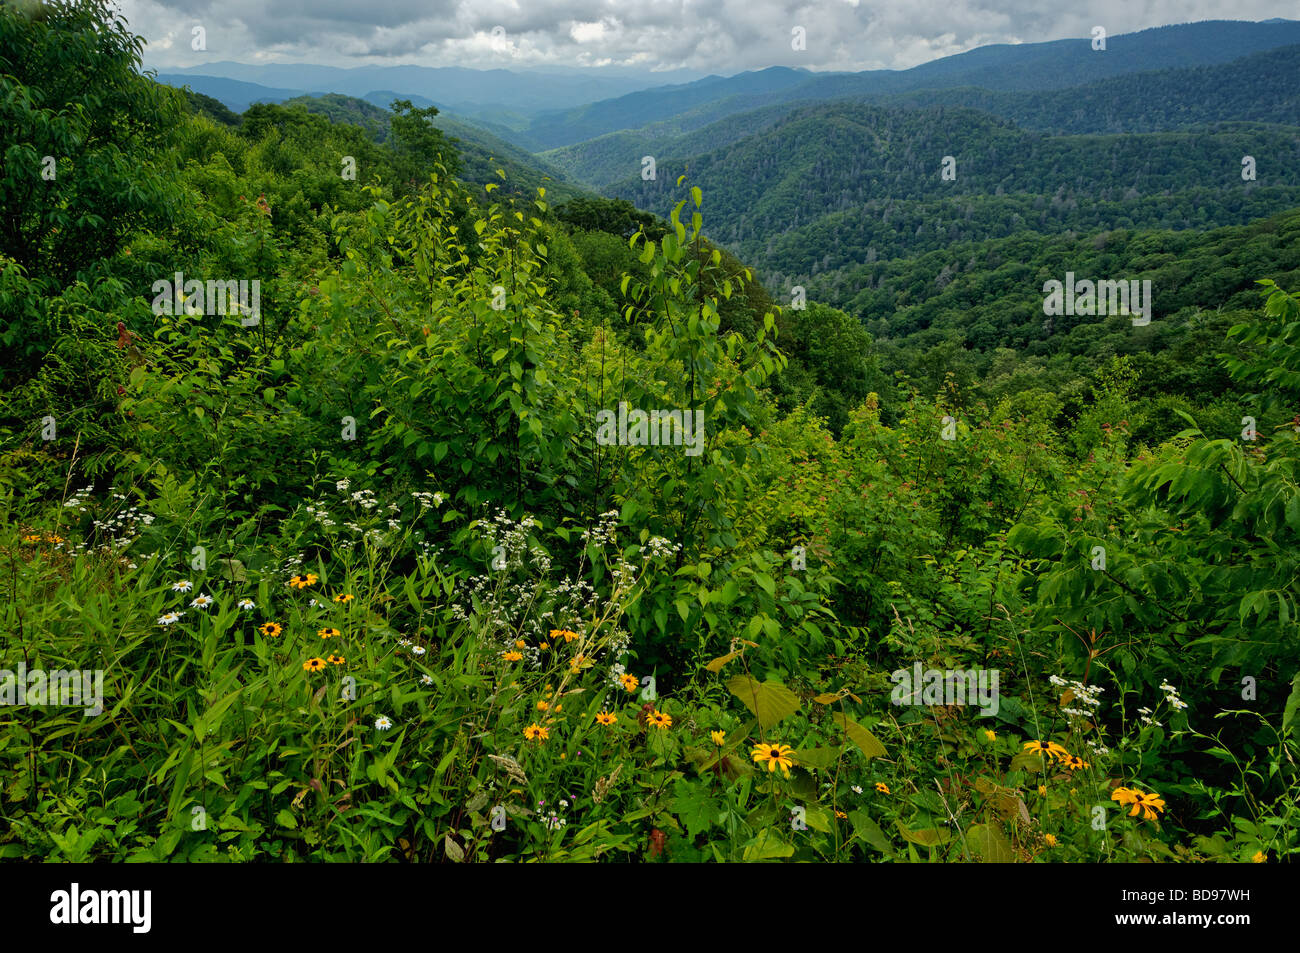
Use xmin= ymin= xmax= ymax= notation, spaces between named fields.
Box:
xmin=126 ymin=0 xmax=1296 ymax=72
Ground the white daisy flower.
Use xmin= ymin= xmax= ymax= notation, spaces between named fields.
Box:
xmin=190 ymin=594 xmax=214 ymax=609
xmin=851 ymin=785 xmax=863 ymax=795
xmin=419 ymin=674 xmax=434 ymax=686
xmin=171 ymin=580 xmax=193 ymax=592
xmin=237 ymin=598 xmax=255 ymax=610
xmin=374 ymin=716 xmax=393 ymax=730
xmin=158 ymin=611 xmax=183 ymax=626
xmin=411 ymin=645 xmax=426 ymax=656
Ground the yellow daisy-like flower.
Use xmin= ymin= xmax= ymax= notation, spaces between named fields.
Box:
xmin=1044 ymin=833 xmax=1059 ymax=847
xmin=875 ymin=782 xmax=890 ymax=794
xmin=503 ymin=650 xmax=523 ymax=662
xmin=538 ymin=642 xmax=550 ymax=651
xmin=333 ymin=593 xmax=354 ymax=604
xmin=647 ymin=710 xmax=672 ymax=730
xmin=523 ymin=723 xmax=549 ymax=742
xmin=620 ymin=674 xmax=639 ymax=692
xmin=1038 ymin=784 xmax=1048 ymax=796
xmin=259 ymin=622 xmax=283 ymax=637
xmin=515 ymin=639 xmax=527 ymax=649
xmin=1252 ymin=850 xmax=1266 ymax=863
xmin=1023 ymin=739 xmax=1069 ymax=762
xmin=288 ymin=573 xmax=318 ymax=589
xmin=983 ymin=729 xmax=996 ymax=741
xmin=751 ymin=742 xmax=795 ymax=777
xmin=327 ymin=654 xmax=345 ymax=666
xmin=45 ymin=533 xmax=65 ymax=544
xmin=710 ymin=730 xmax=726 ymax=746
xmin=318 ymin=627 xmax=341 ymax=638
xmin=1111 ymin=786 xmax=1165 ymax=821
xmin=595 ymin=711 xmax=616 ymax=726
xmin=550 ymin=628 xmax=580 ymax=643
xmin=22 ymin=533 xmax=42 ymax=544
xmin=303 ymin=657 xmax=326 ymax=672
xmin=536 ymin=700 xmax=550 ymax=711
xmin=1062 ymin=755 xmax=1090 ymax=771
xmin=835 ymin=810 xmax=847 ymax=819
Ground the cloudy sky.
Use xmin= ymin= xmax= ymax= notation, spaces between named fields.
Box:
xmin=125 ymin=0 xmax=1296 ymax=74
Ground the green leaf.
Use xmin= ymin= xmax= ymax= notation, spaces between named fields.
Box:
xmin=967 ymin=822 xmax=1014 ymax=862
xmin=742 ymin=833 xmax=794 ymax=861
xmin=897 ymin=821 xmax=952 ymax=847
xmin=830 ymin=713 xmax=887 ymax=759
xmin=725 ymin=675 xmax=800 ymax=730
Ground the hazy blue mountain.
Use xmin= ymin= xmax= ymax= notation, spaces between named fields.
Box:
xmin=543 ymin=44 xmax=1300 ymax=191
xmin=522 ymin=19 xmax=1300 ymax=148
xmin=154 ymin=61 xmax=708 ymax=114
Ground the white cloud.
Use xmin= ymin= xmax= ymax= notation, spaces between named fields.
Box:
xmin=130 ymin=0 xmax=1299 ymax=74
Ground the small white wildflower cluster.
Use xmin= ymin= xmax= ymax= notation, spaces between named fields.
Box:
xmin=1160 ymin=680 xmax=1189 ymax=711
xmin=63 ymin=487 xmax=157 ymax=554
xmin=580 ymin=510 xmax=621 ymax=548
xmin=63 ymin=485 xmax=94 ymax=512
xmin=304 ymin=502 xmax=336 ymax=528
xmin=1050 ymin=675 xmax=1110 ymax=756
xmin=1050 ymin=674 xmax=1105 ymax=720
xmin=643 ymin=535 xmax=680 ymax=561
xmin=411 ymin=490 xmax=447 ymax=510
xmin=540 ymin=799 xmax=568 ymax=830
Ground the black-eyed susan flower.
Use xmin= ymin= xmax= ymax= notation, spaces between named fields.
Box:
xmin=503 ymin=650 xmax=523 ymax=662
xmin=1112 ymin=786 xmax=1165 ymax=821
xmin=22 ymin=533 xmax=42 ymax=544
xmin=595 ymin=711 xmax=616 ymax=726
xmin=752 ymin=742 xmax=795 ymax=777
xmin=259 ymin=622 xmax=283 ymax=637
xmin=44 ymin=533 xmax=64 ymax=545
xmin=524 ymin=723 xmax=549 ymax=742
xmin=710 ymin=730 xmax=726 ymax=746
xmin=619 ymin=674 xmax=639 ymax=692
xmin=333 ymin=593 xmax=354 ymax=604
xmin=875 ymin=782 xmax=890 ymax=794
xmin=1062 ymin=755 xmax=1090 ymax=771
xmin=647 ymin=710 xmax=672 ymax=730
xmin=288 ymin=573 xmax=318 ymax=589
xmin=303 ymin=657 xmax=326 ymax=672
xmin=318 ymin=627 xmax=341 ymax=638
xmin=835 ymin=810 xmax=848 ymax=819
xmin=1023 ymin=739 xmax=1069 ymax=762
xmin=327 ymin=654 xmax=345 ymax=666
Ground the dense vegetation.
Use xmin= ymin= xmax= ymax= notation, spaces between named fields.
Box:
xmin=2 ymin=2 xmax=1298 ymax=864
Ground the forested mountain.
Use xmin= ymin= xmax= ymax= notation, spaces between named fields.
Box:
xmin=600 ymin=102 xmax=1300 ymax=288
xmin=520 ymin=20 xmax=1300 ymax=148
xmin=543 ymin=45 xmax=1300 ymax=191
xmin=280 ymin=94 xmax=584 ymax=201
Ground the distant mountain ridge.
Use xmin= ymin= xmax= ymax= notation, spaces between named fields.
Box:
xmin=516 ymin=19 xmax=1300 ymax=149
